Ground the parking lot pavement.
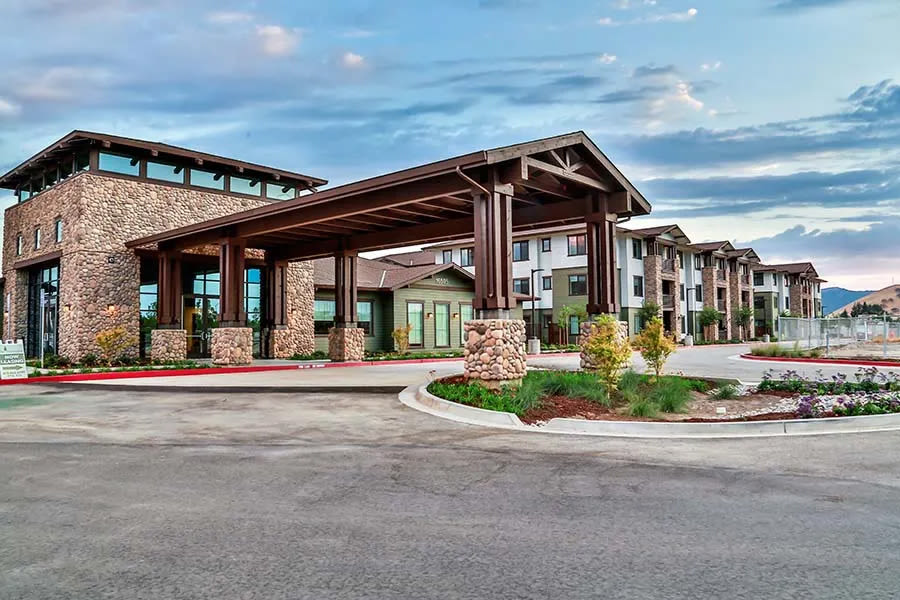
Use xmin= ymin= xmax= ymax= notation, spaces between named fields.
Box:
xmin=2 ymin=385 xmax=900 ymax=599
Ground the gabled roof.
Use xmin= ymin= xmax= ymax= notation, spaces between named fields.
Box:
xmin=759 ymin=262 xmax=820 ymax=277
xmin=690 ymin=240 xmax=735 ymax=253
xmin=313 ymin=256 xmax=474 ymax=291
xmin=628 ymin=224 xmax=691 ymax=245
xmin=377 ymin=250 xmax=437 ymax=267
xmin=0 ymin=130 xmax=327 ymax=190
xmin=725 ymin=248 xmax=761 ymax=262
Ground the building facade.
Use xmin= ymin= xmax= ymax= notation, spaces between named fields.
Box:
xmin=0 ymin=131 xmax=322 ymax=361
xmin=753 ymin=262 xmax=825 ymax=335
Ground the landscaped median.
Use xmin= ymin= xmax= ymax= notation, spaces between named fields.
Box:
xmin=742 ymin=342 xmax=900 ymax=367
xmin=404 ymin=367 xmax=900 ymax=437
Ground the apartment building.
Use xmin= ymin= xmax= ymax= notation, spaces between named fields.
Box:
xmin=426 ymin=223 xmax=764 ymax=342
xmin=753 ymin=262 xmax=825 ymax=334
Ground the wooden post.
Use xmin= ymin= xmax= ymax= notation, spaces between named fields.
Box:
xmin=157 ymin=249 xmax=182 ymax=328
xmin=586 ymin=193 xmax=618 ymax=316
xmin=265 ymin=258 xmax=288 ymax=328
xmin=334 ymin=251 xmax=358 ymax=325
xmin=219 ymin=237 xmax=246 ymax=326
xmin=473 ymin=178 xmax=514 ymax=317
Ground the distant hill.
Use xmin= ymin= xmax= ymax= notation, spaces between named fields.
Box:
xmin=828 ymin=285 xmax=900 ymax=317
xmin=823 ymin=287 xmax=873 ymax=316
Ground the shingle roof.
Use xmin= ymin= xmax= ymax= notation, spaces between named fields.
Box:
xmin=758 ymin=262 xmax=819 ymax=277
xmin=377 ymin=250 xmax=437 ymax=267
xmin=312 ymin=256 xmax=473 ymax=291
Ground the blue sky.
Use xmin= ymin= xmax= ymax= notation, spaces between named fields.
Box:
xmin=1 ymin=0 xmax=898 ymax=288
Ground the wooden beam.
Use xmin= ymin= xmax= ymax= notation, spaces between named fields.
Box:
xmin=548 ymin=149 xmax=567 ymax=169
xmin=525 ymin=157 xmax=613 ymax=193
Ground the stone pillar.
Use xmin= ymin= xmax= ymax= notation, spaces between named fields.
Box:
xmin=579 ymin=319 xmax=629 ymax=371
xmin=267 ymin=327 xmax=294 ymax=359
xmin=328 ymin=325 xmax=365 ymax=362
xmin=729 ymin=271 xmax=744 ymax=340
xmin=151 ymin=329 xmax=186 ymax=362
xmin=211 ymin=327 xmax=253 ymax=365
xmin=463 ymin=319 xmax=527 ymax=389
xmin=642 ymin=255 xmax=663 ymax=308
xmin=701 ymin=266 xmax=718 ymax=342
xmin=672 ymin=261 xmax=682 ymax=337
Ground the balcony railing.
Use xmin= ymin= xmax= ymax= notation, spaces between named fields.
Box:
xmin=741 ymin=274 xmax=750 ymax=285
xmin=662 ymin=294 xmax=675 ymax=309
xmin=662 ymin=259 xmax=676 ymax=273
xmin=717 ymin=270 xmax=726 ymax=281
xmin=717 ymin=299 xmax=727 ymax=311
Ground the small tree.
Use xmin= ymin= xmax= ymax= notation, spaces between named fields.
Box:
xmin=633 ymin=317 xmax=676 ymax=379
xmin=391 ymin=323 xmax=414 ymax=354
xmin=734 ymin=305 xmax=754 ymax=339
xmin=557 ymin=304 xmax=588 ymax=343
xmin=582 ymin=314 xmax=632 ymax=391
xmin=698 ymin=306 xmax=722 ymax=342
xmin=638 ymin=300 xmax=661 ymax=326
xmin=95 ymin=326 xmax=137 ymax=366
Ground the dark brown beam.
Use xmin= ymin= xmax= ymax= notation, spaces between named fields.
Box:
xmin=219 ymin=237 xmax=247 ymax=326
xmin=334 ymin=251 xmax=358 ymax=324
xmin=473 ymin=186 xmax=514 ymax=312
xmin=157 ymin=250 xmax=182 ymax=328
xmin=585 ymin=194 xmax=618 ymax=315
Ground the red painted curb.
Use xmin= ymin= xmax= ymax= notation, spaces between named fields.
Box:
xmin=739 ymin=354 xmax=900 ymax=368
xmin=2 ymin=364 xmax=306 ymax=385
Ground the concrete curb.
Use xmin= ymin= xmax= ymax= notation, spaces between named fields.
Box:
xmin=738 ymin=353 xmax=900 ymax=368
xmin=55 ymin=383 xmax=406 ymax=394
xmin=400 ymin=382 xmax=900 ymax=438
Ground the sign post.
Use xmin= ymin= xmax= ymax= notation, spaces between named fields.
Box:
xmin=0 ymin=340 xmax=27 ymax=380
xmin=39 ymin=288 xmax=46 ymax=370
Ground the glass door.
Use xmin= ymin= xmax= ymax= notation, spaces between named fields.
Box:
xmin=183 ymin=296 xmax=219 ymax=358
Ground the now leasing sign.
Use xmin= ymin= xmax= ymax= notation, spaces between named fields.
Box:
xmin=0 ymin=340 xmax=28 ymax=380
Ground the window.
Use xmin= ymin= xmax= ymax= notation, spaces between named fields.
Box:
xmin=139 ymin=281 xmax=158 ymax=358
xmin=19 ymin=185 xmax=32 ymax=202
xmin=16 ymin=233 xmax=22 ymax=256
xmin=314 ymin=299 xmax=336 ymax=335
xmin=407 ymin=302 xmax=424 ymax=347
xmin=568 ymin=274 xmax=587 ymax=296
xmin=244 ymin=268 xmax=262 ymax=355
xmin=460 ymin=247 xmax=474 ymax=267
xmin=266 ymin=182 xmax=294 ymax=200
xmin=191 ymin=270 xmax=220 ymax=296
xmin=357 ymin=301 xmax=373 ymax=335
xmin=59 ymin=159 xmax=73 ymax=181
xmin=45 ymin=169 xmax=58 ymax=188
xmin=230 ymin=176 xmax=262 ymax=196
xmin=98 ymin=152 xmax=140 ymax=176
xmin=434 ymin=303 xmax=450 ymax=347
xmin=633 ymin=275 xmax=644 ymax=297
xmin=695 ymin=285 xmax=703 ymax=302
xmin=567 ymin=234 xmax=586 ymax=256
xmin=146 ymin=161 xmax=185 ymax=184
xmin=55 ymin=219 xmax=63 ymax=243
xmin=569 ymin=315 xmax=580 ymax=336
xmin=632 ymin=239 xmax=643 ymax=259
xmin=190 ymin=169 xmax=225 ymax=190
xmin=512 ymin=240 xmax=529 ymax=262
xmin=75 ymin=151 xmax=90 ymax=173
xmin=694 ymin=255 xmax=702 ymax=269
xmin=678 ymin=251 xmax=685 ymax=269
xmin=34 ymin=228 xmax=41 ymax=250
xmin=541 ymin=238 xmax=551 ymax=252
xmin=442 ymin=249 xmax=452 ymax=264
xmin=680 ymin=284 xmax=685 ymax=301
xmin=785 ymin=297 xmax=790 ymax=310
xmin=542 ymin=276 xmax=552 ymax=291
xmin=31 ymin=177 xmax=44 ymax=196
xmin=754 ymin=272 xmax=764 ymax=286
xmin=513 ymin=278 xmax=530 ymax=295
xmin=754 ymin=296 xmax=765 ymax=310
xmin=459 ymin=303 xmax=473 ymax=345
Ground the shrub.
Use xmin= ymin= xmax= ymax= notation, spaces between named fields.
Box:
xmin=638 ymin=301 xmax=661 ymax=324
xmin=627 ymin=396 xmax=658 ymax=418
xmin=582 ymin=314 xmax=632 ymax=391
xmin=709 ymin=384 xmax=739 ymax=400
xmin=95 ymin=327 xmax=137 ymax=366
xmin=391 ymin=323 xmax=414 ymax=354
xmin=649 ymin=377 xmax=692 ymax=413
xmin=633 ymin=317 xmax=676 ymax=379
xmin=289 ymin=350 xmax=328 ymax=361
xmin=79 ymin=353 xmax=100 ymax=367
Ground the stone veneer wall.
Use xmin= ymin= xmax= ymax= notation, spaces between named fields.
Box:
xmin=151 ymin=329 xmax=186 ymax=362
xmin=700 ymin=267 xmax=733 ymax=340
xmin=463 ymin=319 xmax=527 ymax=388
xmin=328 ymin=326 xmax=365 ymax=362
xmin=211 ymin=327 xmax=253 ymax=365
xmin=728 ymin=272 xmax=745 ymax=340
xmin=642 ymin=255 xmax=663 ymax=308
xmin=2 ymin=172 xmax=316 ymax=360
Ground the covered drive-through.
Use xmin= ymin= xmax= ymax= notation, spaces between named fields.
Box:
xmin=127 ymin=131 xmax=651 ymax=383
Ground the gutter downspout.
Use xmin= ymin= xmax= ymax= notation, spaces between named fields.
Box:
xmin=455 ymin=166 xmax=490 ymax=198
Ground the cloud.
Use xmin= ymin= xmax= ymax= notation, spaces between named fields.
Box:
xmin=341 ymin=51 xmax=366 ymax=69
xmin=701 ymin=61 xmax=722 ymax=72
xmin=341 ymin=28 xmax=377 ymax=38
xmin=600 ymin=7 xmax=698 ymax=25
xmin=0 ymin=97 xmax=21 ymax=117
xmin=771 ymin=0 xmax=854 ymax=11
xmin=597 ymin=53 xmax=618 ymax=65
xmin=633 ymin=64 xmax=678 ymax=78
xmin=255 ymin=25 xmax=300 ymax=56
xmin=207 ymin=11 xmax=254 ymax=24
xmin=18 ymin=66 xmax=112 ymax=101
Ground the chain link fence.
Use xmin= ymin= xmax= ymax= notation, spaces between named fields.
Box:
xmin=777 ymin=316 xmax=900 ymax=359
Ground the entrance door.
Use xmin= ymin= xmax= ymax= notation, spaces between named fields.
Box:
xmin=183 ymin=296 xmax=219 ymax=358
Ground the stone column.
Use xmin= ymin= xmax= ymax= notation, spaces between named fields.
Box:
xmin=579 ymin=319 xmax=628 ymax=371
xmin=464 ymin=319 xmax=526 ymax=389
xmin=211 ymin=327 xmax=253 ymax=365
xmin=328 ymin=325 xmax=365 ymax=362
xmin=642 ymin=255 xmax=663 ymax=308
xmin=729 ymin=271 xmax=744 ymax=340
xmin=151 ymin=328 xmax=186 ymax=362
xmin=672 ymin=262 xmax=683 ymax=337
xmin=701 ymin=266 xmax=718 ymax=342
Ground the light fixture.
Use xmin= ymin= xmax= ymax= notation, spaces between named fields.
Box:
xmin=63 ymin=304 xmax=71 ymax=313
xmin=452 ymin=312 xmax=459 ymax=319
xmin=106 ymin=304 xmax=117 ymax=315
xmin=426 ymin=312 xmax=433 ymax=319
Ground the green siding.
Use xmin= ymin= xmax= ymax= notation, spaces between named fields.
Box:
xmin=552 ymin=266 xmax=588 ymax=323
xmin=313 ymin=290 xmax=390 ymax=353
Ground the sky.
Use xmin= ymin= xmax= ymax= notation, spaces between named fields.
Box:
xmin=1 ymin=0 xmax=898 ymax=289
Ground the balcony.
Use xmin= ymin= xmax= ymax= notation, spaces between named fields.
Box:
xmin=741 ymin=274 xmax=750 ymax=285
xmin=662 ymin=259 xmax=676 ymax=274
xmin=717 ymin=299 xmax=727 ymax=311
xmin=662 ymin=294 xmax=675 ymax=309
xmin=717 ymin=270 xmax=726 ymax=281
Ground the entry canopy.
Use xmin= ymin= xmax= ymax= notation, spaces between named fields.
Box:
xmin=127 ymin=131 xmax=651 ymax=260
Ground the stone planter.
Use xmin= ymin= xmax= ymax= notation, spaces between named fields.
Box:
xmin=463 ymin=319 xmax=527 ymax=389
xmin=150 ymin=329 xmax=186 ymax=362
xmin=211 ymin=327 xmax=253 ymax=365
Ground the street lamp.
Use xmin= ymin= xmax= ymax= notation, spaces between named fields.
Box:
xmin=529 ymin=268 xmax=545 ymax=354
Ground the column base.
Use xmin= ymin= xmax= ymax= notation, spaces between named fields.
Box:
xmin=211 ymin=327 xmax=253 ymax=366
xmin=328 ymin=326 xmax=365 ymax=362
xmin=267 ymin=327 xmax=294 ymax=359
xmin=463 ymin=319 xmax=527 ymax=388
xmin=151 ymin=329 xmax=186 ymax=362
xmin=579 ymin=319 xmax=629 ymax=371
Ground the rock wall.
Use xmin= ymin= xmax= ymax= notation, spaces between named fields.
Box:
xmin=211 ymin=327 xmax=253 ymax=365
xmin=151 ymin=329 xmax=186 ymax=362
xmin=328 ymin=326 xmax=365 ymax=362
xmin=463 ymin=319 xmax=527 ymax=389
